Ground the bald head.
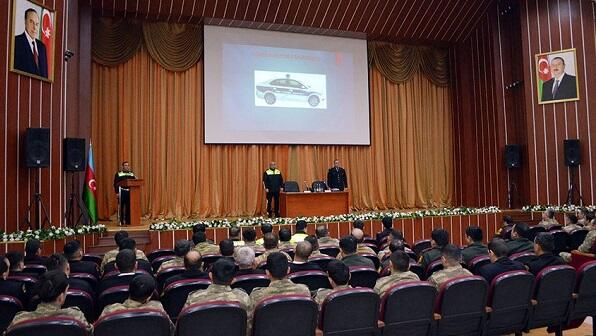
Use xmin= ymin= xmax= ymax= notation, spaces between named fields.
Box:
xmin=351 ymin=228 xmax=364 ymax=243
xmin=184 ymin=250 xmax=203 ymax=271
xmin=294 ymin=241 xmax=313 ymax=262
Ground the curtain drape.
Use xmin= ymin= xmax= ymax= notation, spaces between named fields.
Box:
xmin=91 ymin=47 xmax=453 ymax=220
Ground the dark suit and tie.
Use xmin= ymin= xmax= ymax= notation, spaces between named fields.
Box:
xmin=327 ymin=165 xmax=348 ymax=191
xmin=541 ymin=73 xmax=577 ymax=101
xmin=13 ymin=32 xmax=48 ymax=78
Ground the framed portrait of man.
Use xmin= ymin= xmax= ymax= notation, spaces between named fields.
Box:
xmin=9 ymin=0 xmax=56 ymax=82
xmin=535 ymin=48 xmax=579 ymax=104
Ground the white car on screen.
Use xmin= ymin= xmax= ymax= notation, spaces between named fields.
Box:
xmin=255 ymin=78 xmax=325 ymax=107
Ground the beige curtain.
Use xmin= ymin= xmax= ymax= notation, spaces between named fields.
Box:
xmin=91 ymin=47 xmax=453 ymax=220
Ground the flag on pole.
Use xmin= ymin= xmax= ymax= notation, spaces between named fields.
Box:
xmin=83 ymin=144 xmax=98 ymax=224
xmin=41 ymin=9 xmax=53 ymax=76
xmin=537 ymin=55 xmax=551 ymax=101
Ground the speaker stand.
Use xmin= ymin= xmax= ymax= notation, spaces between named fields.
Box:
xmin=22 ymin=169 xmax=51 ymax=231
xmin=64 ymin=171 xmax=90 ymax=228
xmin=506 ymin=182 xmax=517 ymax=209
xmin=565 ymin=167 xmax=584 ymax=206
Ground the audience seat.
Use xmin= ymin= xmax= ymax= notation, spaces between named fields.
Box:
xmin=547 ymin=224 xmax=563 ymax=232
xmin=98 ymin=285 xmax=129 ymax=313
xmin=348 ymin=266 xmax=379 ymax=288
xmin=569 ymin=229 xmax=589 ymax=250
xmin=408 ymin=262 xmax=425 ymax=280
xmin=412 ymin=240 xmax=432 ymax=257
xmin=7 ymin=274 xmax=39 ymax=288
xmin=150 ymin=255 xmax=176 ymax=273
xmin=156 ymin=266 xmax=186 ymax=290
xmin=22 ymin=264 xmax=47 ymax=276
xmin=358 ymin=253 xmax=380 ymax=270
xmin=282 ymin=248 xmax=295 ymax=260
xmin=64 ymin=289 xmax=95 ymax=322
xmin=70 ymin=272 xmax=99 ymax=289
xmin=434 ymin=276 xmax=487 ymax=336
xmin=287 ymin=270 xmax=331 ymax=291
xmin=484 ymin=270 xmax=534 ymax=336
xmin=162 ymin=278 xmax=211 ymax=321
xmin=569 ymin=250 xmax=596 ymax=270
xmin=319 ymin=247 xmax=340 ymax=258
xmin=147 ymin=249 xmax=175 ymax=263
xmin=467 ymin=255 xmax=491 ymax=275
xmin=561 ymin=260 xmax=596 ymax=335
xmin=104 ymin=259 xmax=152 ymax=274
xmin=318 ymin=287 xmax=379 ymax=336
xmin=82 ymin=254 xmax=103 ymax=266
xmin=201 ymin=254 xmax=222 ymax=271
xmin=527 ymin=226 xmax=546 ymax=242
xmin=309 ymin=255 xmax=335 ymax=271
xmin=379 ymin=281 xmax=436 ymax=336
xmin=509 ymin=251 xmax=536 ymax=264
xmin=231 ymin=274 xmax=270 ymax=294
xmin=0 ymin=295 xmax=23 ymax=334
xmin=252 ymin=294 xmax=317 ymax=336
xmin=176 ymin=301 xmax=247 ymax=336
xmin=549 ymin=230 xmax=570 ymax=255
xmin=5 ymin=316 xmax=88 ymax=336
xmin=93 ymin=308 xmax=171 ymax=336
xmin=424 ymin=259 xmax=443 ymax=279
xmin=283 ymin=181 xmax=300 ymax=192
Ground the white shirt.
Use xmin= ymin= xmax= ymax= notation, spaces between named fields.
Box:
xmin=25 ymin=31 xmax=37 ymax=56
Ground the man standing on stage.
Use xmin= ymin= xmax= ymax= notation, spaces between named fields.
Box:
xmin=262 ymin=162 xmax=284 ymax=218
xmin=113 ymin=161 xmax=136 ymax=225
xmin=327 ymin=159 xmax=348 ymax=191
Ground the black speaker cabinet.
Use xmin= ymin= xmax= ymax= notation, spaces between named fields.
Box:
xmin=504 ymin=144 xmax=522 ymax=168
xmin=24 ymin=128 xmax=50 ymax=168
xmin=564 ymin=139 xmax=581 ymax=167
xmin=63 ymin=138 xmax=86 ymax=171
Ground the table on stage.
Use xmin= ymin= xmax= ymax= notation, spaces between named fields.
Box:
xmin=279 ymin=191 xmax=350 ymax=217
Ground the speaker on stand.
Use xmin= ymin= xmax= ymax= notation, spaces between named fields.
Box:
xmin=504 ymin=144 xmax=521 ymax=209
xmin=63 ymin=138 xmax=90 ymax=228
xmin=22 ymin=128 xmax=52 ymax=230
xmin=564 ymin=139 xmax=583 ymax=205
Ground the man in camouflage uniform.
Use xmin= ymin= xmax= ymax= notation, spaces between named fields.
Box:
xmin=316 ymin=226 xmax=340 ymax=247
xmin=101 ymin=231 xmax=148 ymax=272
xmin=461 ymin=226 xmax=489 ymax=265
xmin=7 ymin=270 xmax=93 ymax=334
xmin=561 ymin=219 xmax=596 ymax=262
xmin=428 ymin=244 xmax=472 ymax=289
xmin=278 ymin=228 xmax=295 ymax=250
xmin=249 ymin=252 xmax=311 ymax=311
xmin=420 ymin=229 xmax=450 ymax=270
xmin=537 ymin=208 xmax=559 ymax=228
xmin=242 ymin=227 xmax=266 ymax=253
xmin=374 ymin=251 xmax=420 ymax=297
xmin=193 ymin=231 xmax=220 ymax=255
xmin=254 ymin=233 xmax=292 ymax=267
xmin=562 ymin=213 xmax=583 ymax=233
xmin=157 ymin=239 xmax=192 ymax=273
xmin=314 ymin=260 xmax=351 ymax=308
xmin=304 ymin=235 xmax=326 ymax=258
xmin=185 ymin=258 xmax=252 ymax=334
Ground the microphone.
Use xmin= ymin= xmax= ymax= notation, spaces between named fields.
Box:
xmin=303 ymin=181 xmax=310 ymax=192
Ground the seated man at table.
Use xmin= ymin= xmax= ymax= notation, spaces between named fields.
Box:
xmin=374 ymin=250 xmax=420 ymax=297
xmin=314 ymin=260 xmax=351 ymax=308
xmin=427 ymin=244 xmax=472 ymax=289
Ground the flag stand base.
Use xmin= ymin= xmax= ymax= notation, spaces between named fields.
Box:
xmin=64 ymin=171 xmax=90 ymax=228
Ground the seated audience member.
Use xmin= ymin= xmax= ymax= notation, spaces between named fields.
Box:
xmin=576 ymin=209 xmax=591 ymax=226
xmin=219 ymin=239 xmax=236 ymax=261
xmin=378 ymin=230 xmax=406 ymax=260
xmin=560 ymin=217 xmax=596 ymax=262
xmin=380 ymin=239 xmax=407 ymax=269
xmin=351 ymin=228 xmax=376 ymax=255
xmin=374 ymin=251 xmax=420 ymax=297
xmin=352 ymin=219 xmax=370 ymax=237
xmin=229 ymin=227 xmax=245 ymax=246
xmin=193 ymin=231 xmax=220 ymax=255
xmin=99 ymin=249 xmax=139 ymax=293
xmin=101 ymin=231 xmax=148 ymax=272
xmin=242 ymin=227 xmax=264 ymax=252
xmin=506 ymin=223 xmax=534 ymax=255
xmin=461 ymin=226 xmax=489 ymax=264
xmin=255 ymin=223 xmax=273 ymax=245
xmin=525 ymin=233 xmax=565 ymax=275
xmin=563 ymin=213 xmax=583 ymax=233
xmin=428 ymin=244 xmax=472 ymax=289
xmin=63 ymin=240 xmax=100 ymax=279
xmin=7 ymin=270 xmax=93 ymax=333
xmin=163 ymin=250 xmax=209 ymax=289
xmin=478 ymin=238 xmax=525 ymax=283
xmin=304 ymin=235 xmax=325 ymax=258
xmin=254 ymin=233 xmax=292 ymax=267
xmin=0 ymin=256 xmax=28 ymax=303
xmin=497 ymin=215 xmax=515 ymax=238
xmin=6 ymin=251 xmax=37 ymax=278
xmin=47 ymin=253 xmax=94 ymax=296
xmin=291 ymin=220 xmax=309 ymax=243
xmin=338 ymin=236 xmax=375 ymax=268
xmin=24 ymin=238 xmax=49 ymax=266
xmin=314 ymin=260 xmax=351 ymax=308
xmin=278 ymin=228 xmax=294 ymax=250
xmin=316 ymin=226 xmax=339 ymax=247
xmin=103 ymin=238 xmax=150 ymax=274
xmin=185 ymin=259 xmax=252 ymax=333
xmin=193 ymin=223 xmax=214 ymax=243
xmin=249 ymin=252 xmax=310 ymax=308
xmin=538 ymin=207 xmax=559 ymax=228
xmin=234 ymin=246 xmax=266 ymax=277
xmin=158 ymin=240 xmax=192 ymax=273
xmin=99 ymin=274 xmax=174 ymax=333
xmin=289 ymin=241 xmax=323 ymax=273
xmin=376 ymin=216 xmax=394 ymax=245
xmin=420 ymin=229 xmax=449 ymax=270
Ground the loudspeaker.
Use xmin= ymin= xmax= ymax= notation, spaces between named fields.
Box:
xmin=504 ymin=144 xmax=522 ymax=168
xmin=24 ymin=128 xmax=50 ymax=168
xmin=564 ymin=139 xmax=581 ymax=167
xmin=63 ymin=138 xmax=85 ymax=171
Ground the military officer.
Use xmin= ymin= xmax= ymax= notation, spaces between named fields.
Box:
xmin=427 ymin=244 xmax=472 ymax=289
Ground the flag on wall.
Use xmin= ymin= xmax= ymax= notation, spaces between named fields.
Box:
xmin=537 ymin=55 xmax=551 ymax=100
xmin=41 ymin=9 xmax=53 ymax=76
xmin=83 ymin=144 xmax=98 ymax=224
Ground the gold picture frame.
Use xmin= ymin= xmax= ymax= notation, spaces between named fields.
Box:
xmin=535 ymin=48 xmax=579 ymax=105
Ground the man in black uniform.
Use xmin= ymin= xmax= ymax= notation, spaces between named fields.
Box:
xmin=262 ymin=162 xmax=284 ymax=218
xmin=327 ymin=160 xmax=348 ymax=191
xmin=113 ymin=161 xmax=136 ymax=225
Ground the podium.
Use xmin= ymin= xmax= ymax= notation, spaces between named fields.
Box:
xmin=279 ymin=191 xmax=350 ymax=217
xmin=120 ymin=179 xmax=144 ymax=226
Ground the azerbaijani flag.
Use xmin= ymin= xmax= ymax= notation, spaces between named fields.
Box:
xmin=537 ymin=55 xmax=551 ymax=100
xmin=83 ymin=144 xmax=98 ymax=224
xmin=41 ymin=9 xmax=53 ymax=76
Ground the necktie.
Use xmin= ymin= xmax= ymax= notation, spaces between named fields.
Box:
xmin=32 ymin=41 xmax=38 ymax=67
xmin=552 ymin=79 xmax=559 ymax=97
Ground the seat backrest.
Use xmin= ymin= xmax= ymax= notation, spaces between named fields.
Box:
xmin=283 ymin=181 xmax=300 ymax=192
xmin=358 ymin=253 xmax=380 ymax=269
xmin=467 ymin=255 xmax=491 ymax=275
xmin=412 ymin=240 xmax=432 ymax=257
xmin=569 ymin=229 xmax=589 ymax=250
xmin=309 ymin=255 xmax=334 ymax=271
xmin=549 ymin=230 xmax=570 ymax=255
xmin=162 ymin=279 xmax=211 ymax=320
xmin=150 ymin=255 xmax=176 ymax=272
xmin=547 ymin=224 xmax=563 ymax=232
xmin=485 ymin=270 xmax=534 ymax=335
xmin=379 ymin=281 xmax=436 ymax=336
xmin=510 ymin=251 xmax=536 ymax=264
xmin=0 ymin=295 xmax=24 ymax=334
xmin=64 ymin=289 xmax=95 ymax=323
xmin=6 ymin=316 xmax=88 ymax=336
xmin=435 ymin=276 xmax=488 ymax=336
xmin=231 ymin=274 xmax=271 ymax=294
xmin=319 ymin=247 xmax=340 ymax=258
xmin=282 ymin=248 xmax=295 ymax=260
xmin=93 ymin=308 xmax=171 ymax=336
xmin=22 ymin=264 xmax=47 ymax=275
xmin=70 ymin=273 xmax=99 ymax=288
xmin=425 ymin=259 xmax=443 ymax=279
xmin=528 ymin=265 xmax=576 ymax=329
xmin=176 ymin=301 xmax=246 ymax=336
xmin=201 ymin=254 xmax=222 ymax=271
xmin=570 ymin=260 xmax=596 ymax=320
xmin=319 ymin=288 xmax=379 ymax=334
xmin=98 ymin=285 xmax=130 ymax=313
xmin=287 ymin=270 xmax=331 ymax=291
xmin=311 ymin=181 xmax=327 ymax=192
xmin=82 ymin=254 xmax=102 ymax=266
xmin=147 ymin=249 xmax=175 ymax=262
xmin=408 ymin=262 xmax=425 ymax=280
xmin=253 ymin=295 xmax=318 ymax=336
xmin=156 ymin=266 xmax=186 ymax=288
xmin=7 ymin=275 xmax=38 ymax=287
xmin=527 ymin=226 xmax=546 ymax=242
xmin=348 ymin=266 xmax=379 ymax=288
